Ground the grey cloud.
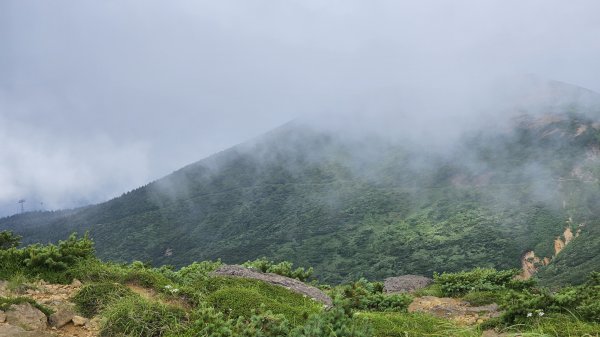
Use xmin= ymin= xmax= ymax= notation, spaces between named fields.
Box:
xmin=1 ymin=0 xmax=600 ymax=215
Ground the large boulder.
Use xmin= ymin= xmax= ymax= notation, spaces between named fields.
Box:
xmin=5 ymin=303 xmax=47 ymax=331
xmin=212 ymin=265 xmax=332 ymax=307
xmin=0 ymin=325 xmax=55 ymax=337
xmin=383 ymin=275 xmax=433 ymax=294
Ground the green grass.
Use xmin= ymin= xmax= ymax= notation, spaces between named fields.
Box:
xmin=413 ymin=283 xmax=443 ymax=297
xmin=0 ymin=296 xmax=54 ymax=316
xmin=359 ymin=311 xmax=481 ymax=337
xmin=72 ymin=282 xmax=135 ymax=317
xmin=499 ymin=314 xmax=600 ymax=337
xmin=462 ymin=291 xmax=503 ymax=306
xmin=100 ymin=295 xmax=186 ymax=337
xmin=69 ymin=259 xmax=171 ymax=290
xmin=205 ymin=277 xmax=322 ymax=325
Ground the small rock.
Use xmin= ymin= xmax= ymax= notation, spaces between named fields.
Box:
xmin=71 ymin=316 xmax=87 ymax=327
xmin=84 ymin=317 xmax=101 ymax=330
xmin=49 ymin=303 xmax=76 ymax=328
xmin=71 ymin=279 xmax=82 ymax=287
xmin=5 ymin=303 xmax=47 ymax=331
xmin=0 ymin=309 xmax=6 ymax=323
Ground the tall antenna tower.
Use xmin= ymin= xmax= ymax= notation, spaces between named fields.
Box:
xmin=18 ymin=199 xmax=26 ymax=213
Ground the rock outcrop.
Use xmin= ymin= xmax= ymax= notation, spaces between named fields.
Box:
xmin=383 ymin=275 xmax=433 ymax=294
xmin=408 ymin=296 xmax=500 ymax=325
xmin=4 ymin=303 xmax=47 ymax=331
xmin=212 ymin=265 xmax=332 ymax=307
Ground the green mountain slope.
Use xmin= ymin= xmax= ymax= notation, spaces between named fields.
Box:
xmin=2 ymin=82 xmax=600 ymax=285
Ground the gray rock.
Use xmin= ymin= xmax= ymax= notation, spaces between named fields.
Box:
xmin=384 ymin=275 xmax=433 ymax=293
xmin=212 ymin=265 xmax=332 ymax=307
xmin=48 ymin=303 xmax=75 ymax=328
xmin=0 ymin=325 xmax=55 ymax=337
xmin=71 ymin=315 xmax=87 ymax=326
xmin=5 ymin=303 xmax=47 ymax=331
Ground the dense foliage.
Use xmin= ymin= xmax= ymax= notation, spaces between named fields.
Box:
xmin=0 ymin=235 xmax=599 ymax=336
xmin=434 ymin=268 xmax=535 ymax=297
xmin=1 ymin=108 xmax=600 ymax=285
xmin=336 ymin=278 xmax=412 ymax=312
xmin=0 ymin=232 xmax=94 ymax=283
xmin=243 ymin=257 xmax=313 ymax=282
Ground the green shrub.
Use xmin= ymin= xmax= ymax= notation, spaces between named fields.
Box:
xmin=171 ymin=305 xmax=291 ymax=337
xmin=337 ymin=278 xmax=412 ymax=312
xmin=499 ymin=271 xmax=600 ymax=324
xmin=100 ymin=296 xmax=185 ymax=337
xmin=69 ymin=259 xmax=171 ymax=290
xmin=462 ymin=291 xmax=501 ymax=306
xmin=171 ymin=260 xmax=222 ymax=284
xmin=291 ymin=298 xmax=372 ymax=337
xmin=172 ymin=299 xmax=370 ymax=337
xmin=0 ymin=230 xmax=21 ymax=250
xmin=413 ymin=283 xmax=443 ymax=297
xmin=434 ymin=268 xmax=534 ymax=297
xmin=207 ymin=286 xmax=319 ymax=325
xmin=0 ymin=233 xmax=95 ymax=283
xmin=243 ymin=258 xmax=313 ymax=282
xmin=72 ymin=282 xmax=135 ymax=317
xmin=68 ymin=259 xmax=127 ymax=283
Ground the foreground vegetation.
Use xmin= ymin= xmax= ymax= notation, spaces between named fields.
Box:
xmin=0 ymin=231 xmax=599 ymax=336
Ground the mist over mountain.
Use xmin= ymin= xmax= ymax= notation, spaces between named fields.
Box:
xmin=2 ymin=78 xmax=599 ymax=285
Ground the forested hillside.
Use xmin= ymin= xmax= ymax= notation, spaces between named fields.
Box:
xmin=2 ymin=82 xmax=600 ymax=285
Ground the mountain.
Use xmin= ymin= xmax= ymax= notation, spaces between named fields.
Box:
xmin=2 ymin=79 xmax=600 ymax=285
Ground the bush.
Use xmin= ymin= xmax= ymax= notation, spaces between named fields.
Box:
xmin=243 ymin=258 xmax=313 ymax=282
xmin=434 ymin=268 xmax=534 ymax=297
xmin=171 ymin=260 xmax=222 ymax=284
xmin=499 ymin=272 xmax=600 ymax=324
xmin=0 ymin=231 xmax=21 ymax=250
xmin=0 ymin=232 xmax=95 ymax=283
xmin=207 ymin=284 xmax=321 ymax=325
xmin=337 ymin=278 xmax=412 ymax=312
xmin=172 ymin=299 xmax=371 ymax=337
xmin=72 ymin=282 xmax=135 ymax=317
xmin=69 ymin=259 xmax=171 ymax=290
xmin=171 ymin=305 xmax=291 ymax=337
xmin=100 ymin=296 xmax=185 ymax=337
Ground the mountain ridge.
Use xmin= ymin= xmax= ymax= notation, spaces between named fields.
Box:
xmin=2 ymin=80 xmax=600 ymax=285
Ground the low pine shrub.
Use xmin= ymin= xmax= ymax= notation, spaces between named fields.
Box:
xmin=0 ymin=232 xmax=94 ymax=283
xmin=434 ymin=268 xmax=534 ymax=297
xmin=207 ymin=285 xmax=320 ymax=325
xmin=171 ymin=260 xmax=222 ymax=284
xmin=462 ymin=291 xmax=502 ymax=306
xmin=337 ymin=278 xmax=412 ymax=312
xmin=243 ymin=258 xmax=313 ymax=282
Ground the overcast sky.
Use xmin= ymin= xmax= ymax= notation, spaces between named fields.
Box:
xmin=1 ymin=0 xmax=600 ymax=215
